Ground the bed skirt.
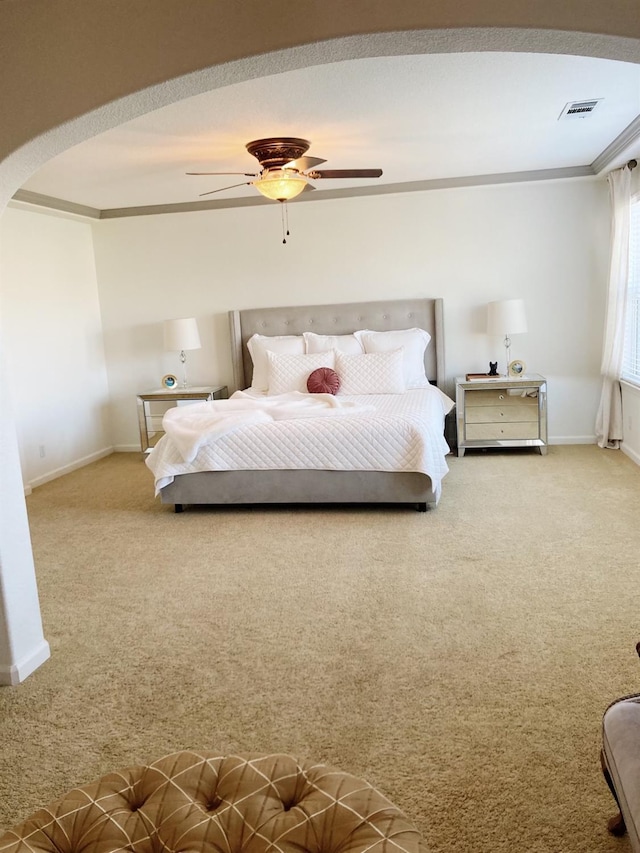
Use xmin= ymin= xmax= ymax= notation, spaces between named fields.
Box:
xmin=159 ymin=469 xmax=436 ymax=512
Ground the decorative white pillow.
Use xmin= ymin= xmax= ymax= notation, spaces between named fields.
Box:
xmin=247 ymin=334 xmax=305 ymax=392
xmin=356 ymin=328 xmax=431 ymax=388
xmin=335 ymin=349 xmax=406 ymax=395
xmin=267 ymin=350 xmax=336 ymax=395
xmin=303 ymin=331 xmax=364 ymax=354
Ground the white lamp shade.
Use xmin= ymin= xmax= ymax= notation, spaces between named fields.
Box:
xmin=486 ymin=299 xmax=528 ymax=336
xmin=163 ymin=317 xmax=201 ymax=352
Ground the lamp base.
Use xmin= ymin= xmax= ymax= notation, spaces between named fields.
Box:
xmin=180 ymin=350 xmax=188 ymax=388
xmin=504 ymin=336 xmax=511 ymax=378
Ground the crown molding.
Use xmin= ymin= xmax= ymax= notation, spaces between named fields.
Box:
xmin=591 ymin=113 xmax=640 ymax=174
xmin=100 ymin=166 xmax=597 ymax=217
xmin=10 ymin=189 xmax=101 ymax=219
xmin=12 ymin=166 xmax=596 ymax=221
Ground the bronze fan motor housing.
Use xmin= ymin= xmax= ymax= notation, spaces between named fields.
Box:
xmin=245 ymin=137 xmax=311 ymax=171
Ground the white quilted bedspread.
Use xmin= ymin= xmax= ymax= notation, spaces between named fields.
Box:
xmin=146 ymin=386 xmax=455 ymax=500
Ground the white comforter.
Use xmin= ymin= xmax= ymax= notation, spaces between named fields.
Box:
xmin=161 ymin=391 xmax=375 ymax=463
xmin=146 ymin=386 xmax=455 ymax=501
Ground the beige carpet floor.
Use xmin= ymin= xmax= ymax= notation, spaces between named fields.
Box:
xmin=2 ymin=446 xmax=640 ymax=852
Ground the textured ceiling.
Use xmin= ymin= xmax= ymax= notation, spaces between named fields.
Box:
xmin=18 ymin=51 xmax=640 ymax=215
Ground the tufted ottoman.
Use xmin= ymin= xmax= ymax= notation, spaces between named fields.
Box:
xmin=0 ymin=751 xmax=427 ymax=853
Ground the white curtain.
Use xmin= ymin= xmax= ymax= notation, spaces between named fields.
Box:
xmin=595 ymin=166 xmax=632 ymax=449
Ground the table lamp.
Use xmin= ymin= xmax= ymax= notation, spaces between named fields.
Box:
xmin=486 ymin=298 xmax=528 ymax=376
xmin=163 ymin=317 xmax=201 ymax=388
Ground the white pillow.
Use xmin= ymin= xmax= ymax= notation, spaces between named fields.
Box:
xmin=303 ymin=331 xmax=364 ymax=355
xmin=356 ymin=328 xmax=431 ymax=388
xmin=267 ymin=350 xmax=336 ymax=395
xmin=247 ymin=334 xmax=304 ymax=391
xmin=335 ymin=349 xmax=405 ymax=395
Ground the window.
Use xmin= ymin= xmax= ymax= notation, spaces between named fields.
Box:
xmin=623 ymin=198 xmax=640 ymax=384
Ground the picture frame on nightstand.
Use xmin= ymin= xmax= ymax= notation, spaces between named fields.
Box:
xmin=508 ymin=359 xmax=526 ymax=377
xmin=161 ymin=374 xmax=178 ymax=389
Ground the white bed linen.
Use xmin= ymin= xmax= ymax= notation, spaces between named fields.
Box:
xmin=146 ymin=386 xmax=455 ymax=502
xmin=161 ymin=391 xmax=375 ymax=463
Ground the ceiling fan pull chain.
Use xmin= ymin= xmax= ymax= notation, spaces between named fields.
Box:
xmin=280 ymin=200 xmax=291 ymax=244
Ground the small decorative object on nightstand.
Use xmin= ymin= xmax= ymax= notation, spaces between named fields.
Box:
xmin=455 ymin=374 xmax=547 ymax=458
xmin=136 ymin=384 xmax=228 ymax=454
xmin=508 ymin=359 xmax=526 ymax=378
xmin=161 ymin=374 xmax=178 ymax=389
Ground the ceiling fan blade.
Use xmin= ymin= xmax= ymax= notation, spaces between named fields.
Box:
xmin=309 ymin=168 xmax=383 ymax=179
xmin=187 ymin=171 xmax=257 ymax=177
xmin=286 ymin=156 xmax=326 ymax=171
xmin=199 ymin=182 xmax=253 ymax=197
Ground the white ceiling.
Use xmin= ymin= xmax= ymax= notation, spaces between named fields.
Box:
xmin=17 ymin=51 xmax=640 ymax=215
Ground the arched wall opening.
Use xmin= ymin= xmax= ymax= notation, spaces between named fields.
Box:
xmin=1 ymin=22 xmax=638 ymax=684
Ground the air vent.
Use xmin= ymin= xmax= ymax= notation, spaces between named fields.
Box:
xmin=559 ymin=99 xmax=602 ymax=120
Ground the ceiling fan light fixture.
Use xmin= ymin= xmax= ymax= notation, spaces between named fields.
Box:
xmin=253 ymin=169 xmax=307 ymax=201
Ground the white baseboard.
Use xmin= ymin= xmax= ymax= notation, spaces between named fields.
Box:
xmin=0 ymin=638 xmax=50 ymax=686
xmin=548 ymin=436 xmax=597 ymax=445
xmin=27 ymin=447 xmax=114 ymax=490
xmin=112 ymin=444 xmax=142 ymax=453
xmin=622 ymin=443 xmax=640 ymax=467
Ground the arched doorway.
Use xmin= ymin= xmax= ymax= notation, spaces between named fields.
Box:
xmin=2 ymin=11 xmax=639 ymax=683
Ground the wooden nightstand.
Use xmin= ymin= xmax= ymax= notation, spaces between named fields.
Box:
xmin=136 ymin=385 xmax=228 ymax=453
xmin=455 ymin=374 xmax=547 ymax=457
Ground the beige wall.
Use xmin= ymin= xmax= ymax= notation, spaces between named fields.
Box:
xmin=0 ymin=205 xmax=111 ymax=488
xmin=3 ymin=2 xmax=640 ymax=173
xmin=88 ymin=177 xmax=610 ymax=451
xmin=0 ymin=175 xmax=610 ymax=480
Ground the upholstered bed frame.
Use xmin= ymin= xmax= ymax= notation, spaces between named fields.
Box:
xmin=159 ymin=297 xmax=445 ymax=512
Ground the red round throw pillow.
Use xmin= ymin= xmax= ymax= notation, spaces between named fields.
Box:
xmin=307 ymin=367 xmax=341 ymax=395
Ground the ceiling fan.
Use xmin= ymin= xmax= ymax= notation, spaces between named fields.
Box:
xmin=186 ymin=137 xmax=383 ymax=202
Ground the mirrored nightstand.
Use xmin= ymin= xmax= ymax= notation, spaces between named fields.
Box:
xmin=136 ymin=385 xmax=228 ymax=454
xmin=455 ymin=375 xmax=547 ymax=457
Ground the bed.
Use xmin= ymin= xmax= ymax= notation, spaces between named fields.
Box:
xmin=148 ymin=297 xmax=452 ymax=512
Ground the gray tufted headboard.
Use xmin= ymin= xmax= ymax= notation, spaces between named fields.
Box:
xmin=228 ymin=297 xmax=444 ymax=392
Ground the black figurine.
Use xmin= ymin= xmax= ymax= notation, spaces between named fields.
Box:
xmin=488 ymin=361 xmax=498 ymax=376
